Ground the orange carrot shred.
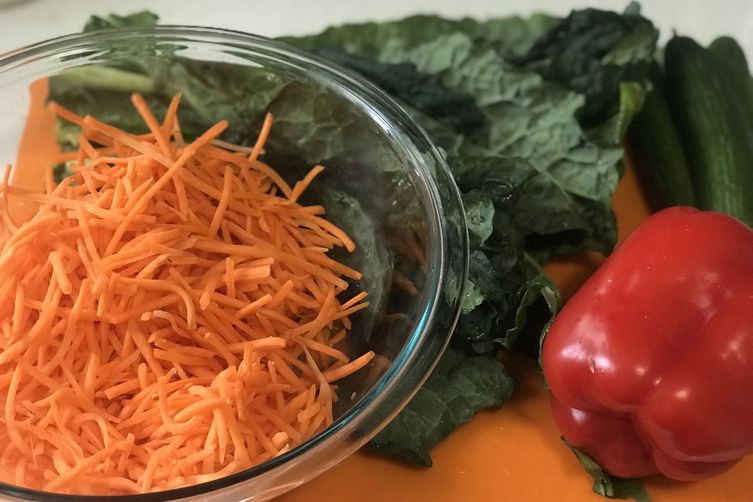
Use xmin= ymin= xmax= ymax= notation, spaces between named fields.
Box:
xmin=0 ymin=93 xmax=371 ymax=495
xmin=248 ymin=113 xmax=273 ymax=163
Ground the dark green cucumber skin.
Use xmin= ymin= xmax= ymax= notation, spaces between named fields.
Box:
xmin=709 ymin=36 xmax=753 ymax=115
xmin=664 ymin=36 xmax=753 ymax=226
xmin=628 ymin=68 xmax=696 ymax=210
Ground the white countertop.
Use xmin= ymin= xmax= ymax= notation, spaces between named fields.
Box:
xmin=1 ymin=0 xmax=752 ymax=57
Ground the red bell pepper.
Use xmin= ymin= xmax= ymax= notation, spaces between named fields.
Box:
xmin=542 ymin=206 xmax=753 ymax=481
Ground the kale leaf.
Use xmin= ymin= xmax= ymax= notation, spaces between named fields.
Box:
xmin=512 ymin=2 xmax=658 ymax=130
xmin=290 ymin=22 xmax=625 ymax=258
xmin=83 ymin=11 xmax=158 ymax=32
xmin=452 ymin=155 xmax=560 ymax=353
xmin=286 ymin=7 xmax=654 ymax=465
xmin=310 ymin=47 xmax=487 ymax=134
xmin=563 ymin=439 xmax=652 ymax=502
xmin=286 ymin=14 xmax=558 ymax=61
xmin=50 ymin=60 xmax=289 ymax=148
xmin=369 ymin=346 xmax=515 ymax=466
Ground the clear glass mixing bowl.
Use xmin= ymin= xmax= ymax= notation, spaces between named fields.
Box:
xmin=0 ymin=27 xmax=468 ymax=501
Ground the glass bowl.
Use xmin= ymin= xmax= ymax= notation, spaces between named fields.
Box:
xmin=0 ymin=27 xmax=468 ymax=501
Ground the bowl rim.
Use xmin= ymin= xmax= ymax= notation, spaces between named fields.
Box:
xmin=0 ymin=25 xmax=469 ymax=501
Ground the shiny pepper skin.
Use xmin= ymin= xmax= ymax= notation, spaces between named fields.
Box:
xmin=542 ymin=206 xmax=753 ymax=480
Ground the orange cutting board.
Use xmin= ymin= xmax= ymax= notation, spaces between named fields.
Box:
xmin=282 ymin=165 xmax=753 ymax=501
xmin=17 ymin=80 xmax=753 ymax=502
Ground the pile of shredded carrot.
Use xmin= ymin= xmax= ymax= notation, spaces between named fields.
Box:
xmin=0 ymin=93 xmax=373 ymax=495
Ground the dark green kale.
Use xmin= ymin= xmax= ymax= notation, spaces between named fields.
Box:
xmin=83 ymin=11 xmax=159 ymax=32
xmin=369 ymin=346 xmax=515 ymax=466
xmin=564 ymin=439 xmax=652 ymax=502
xmin=512 ymin=2 xmax=657 ymax=130
xmin=310 ymin=47 xmax=486 ymax=134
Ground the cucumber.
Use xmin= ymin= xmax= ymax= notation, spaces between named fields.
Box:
xmin=664 ymin=36 xmax=753 ymax=226
xmin=628 ymin=66 xmax=696 ymax=210
xmin=708 ymin=37 xmax=753 ymax=115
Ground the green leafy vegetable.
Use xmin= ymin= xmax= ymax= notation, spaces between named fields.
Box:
xmin=369 ymin=346 xmax=515 ymax=466
xmin=287 ymin=5 xmax=654 ymax=467
xmin=310 ymin=47 xmax=486 ymax=134
xmin=563 ymin=439 xmax=652 ymax=502
xmin=512 ymin=2 xmax=657 ymax=128
xmin=290 ymin=7 xmax=655 ymax=259
xmin=50 ymin=61 xmax=289 ymax=148
xmin=450 ymin=155 xmax=561 ymax=353
xmin=83 ymin=11 xmax=158 ymax=32
xmin=306 ymin=186 xmax=393 ymax=343
xmin=286 ymin=14 xmax=558 ymax=61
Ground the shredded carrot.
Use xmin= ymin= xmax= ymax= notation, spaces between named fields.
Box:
xmin=248 ymin=113 xmax=273 ymax=163
xmin=0 ymin=94 xmax=373 ymax=495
